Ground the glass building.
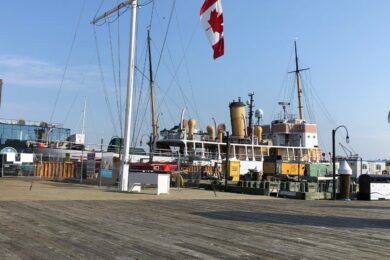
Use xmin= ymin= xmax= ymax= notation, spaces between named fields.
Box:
xmin=0 ymin=119 xmax=71 ymax=152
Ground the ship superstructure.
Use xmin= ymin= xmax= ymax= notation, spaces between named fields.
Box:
xmin=152 ymin=93 xmax=321 ymax=178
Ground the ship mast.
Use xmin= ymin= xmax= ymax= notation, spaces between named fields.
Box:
xmin=92 ymin=0 xmax=138 ymax=192
xmin=147 ymin=30 xmax=157 ymax=147
xmin=81 ymin=96 xmax=87 ymax=136
xmin=247 ymin=92 xmax=254 ymax=138
xmin=289 ymin=41 xmax=309 ymax=121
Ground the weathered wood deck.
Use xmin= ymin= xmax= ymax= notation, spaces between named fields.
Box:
xmin=0 ymin=178 xmax=389 ymax=259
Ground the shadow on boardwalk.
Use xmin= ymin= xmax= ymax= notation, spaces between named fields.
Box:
xmin=192 ymin=210 xmax=390 ymax=229
xmin=313 ymin=204 xmax=390 ymax=211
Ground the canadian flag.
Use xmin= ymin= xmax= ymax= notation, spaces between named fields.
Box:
xmin=200 ymin=0 xmax=224 ymax=59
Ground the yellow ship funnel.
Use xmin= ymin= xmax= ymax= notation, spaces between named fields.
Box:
xmin=218 ymin=130 xmax=223 ymax=142
xmin=229 ymin=98 xmax=246 ymax=138
xmin=254 ymin=126 xmax=262 ymax=142
xmin=188 ymin=118 xmax=196 ymax=139
xmin=206 ymin=125 xmax=215 ymax=141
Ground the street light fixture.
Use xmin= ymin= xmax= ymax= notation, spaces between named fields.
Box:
xmin=332 ymin=125 xmax=350 ymax=200
xmin=212 ymin=117 xmax=217 ymax=134
xmin=140 ymin=133 xmax=153 ymax=162
xmin=46 ymin=127 xmax=55 ymax=146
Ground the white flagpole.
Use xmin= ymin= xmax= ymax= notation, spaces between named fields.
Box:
xmin=120 ymin=0 xmax=138 ymax=191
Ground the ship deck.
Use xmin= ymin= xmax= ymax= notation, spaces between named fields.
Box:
xmin=0 ymin=177 xmax=389 ymax=259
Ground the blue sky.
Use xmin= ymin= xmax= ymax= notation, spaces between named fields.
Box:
xmin=0 ymin=0 xmax=390 ymax=159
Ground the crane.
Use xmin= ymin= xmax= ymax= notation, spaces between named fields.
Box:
xmin=339 ymin=142 xmax=358 ymax=158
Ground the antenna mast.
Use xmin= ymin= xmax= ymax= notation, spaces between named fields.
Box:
xmin=92 ymin=0 xmax=138 ymax=192
xmin=247 ymin=92 xmax=254 ymax=138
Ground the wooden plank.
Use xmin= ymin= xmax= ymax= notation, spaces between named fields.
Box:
xmin=0 ymin=178 xmax=389 ymax=259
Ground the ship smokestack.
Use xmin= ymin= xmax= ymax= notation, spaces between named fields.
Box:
xmin=206 ymin=125 xmax=215 ymax=141
xmin=229 ymin=97 xmax=246 ymax=139
xmin=188 ymin=118 xmax=196 ymax=139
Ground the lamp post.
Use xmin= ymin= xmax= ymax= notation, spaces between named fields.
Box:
xmin=99 ymin=137 xmax=104 ymax=187
xmin=225 ymin=131 xmax=230 ymax=192
xmin=140 ymin=133 xmax=153 ymax=162
xmin=139 ymin=134 xmax=149 ymax=147
xmin=46 ymin=127 xmax=55 ymax=146
xmin=332 ymin=125 xmax=350 ymax=200
xmin=212 ymin=117 xmax=217 ymax=133
xmin=298 ymin=135 xmax=302 ymax=183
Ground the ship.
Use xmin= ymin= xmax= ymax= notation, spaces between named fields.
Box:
xmin=127 ymin=41 xmax=322 ymax=181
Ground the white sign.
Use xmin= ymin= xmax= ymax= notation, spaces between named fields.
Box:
xmin=128 ymin=172 xmax=170 ymax=195
xmin=20 ymin=153 xmax=34 ymax=163
xmin=370 ymin=183 xmax=390 ymax=200
xmin=6 ymin=153 xmax=16 ymax=162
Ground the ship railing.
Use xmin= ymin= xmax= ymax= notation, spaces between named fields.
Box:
xmin=278 ymin=180 xmax=350 ymax=194
xmin=153 ymin=148 xmax=175 ymax=157
xmin=162 ymin=132 xmax=184 ymax=140
xmin=274 ymin=112 xmax=297 ymax=122
xmin=276 ymin=155 xmax=320 ymax=163
xmin=202 ymin=151 xmax=219 ymax=160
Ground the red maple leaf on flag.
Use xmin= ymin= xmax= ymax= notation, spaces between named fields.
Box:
xmin=208 ymin=9 xmax=223 ymax=34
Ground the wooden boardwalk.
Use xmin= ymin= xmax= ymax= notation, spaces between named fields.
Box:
xmin=0 ymin=178 xmax=389 ymax=259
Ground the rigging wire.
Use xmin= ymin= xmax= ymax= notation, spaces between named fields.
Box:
xmin=305 ymin=70 xmax=357 ymax=153
xmin=296 ymin=58 xmax=315 ymax=123
xmin=94 ymin=0 xmax=105 ymax=19
xmin=288 ymin=73 xmax=295 ymax=107
xmin=139 ymin=0 xmax=154 ymax=7
xmin=132 ymin=75 xmax=149 ymax=147
xmin=131 ymin=1 xmax=156 ymax=146
xmin=158 ymin=46 xmax=195 ymax=122
xmin=116 ymin=3 xmax=123 ymax=138
xmin=131 ymin=6 xmax=158 ymax=147
xmin=310 ymin=84 xmax=335 ymax=125
xmin=154 ymin=0 xmax=176 ymax=82
xmin=107 ymin=22 xmax=123 ymax=135
xmin=271 ymin=45 xmax=294 ymax=122
xmin=134 ymin=66 xmax=181 ymax=110
xmin=49 ymin=0 xmax=86 ymax=123
xmin=301 ymin=71 xmax=316 ymax=123
xmin=131 ymin=45 xmax=149 ymax=147
xmin=172 ymin=5 xmax=203 ymax=128
xmin=63 ymin=54 xmax=94 ymax=125
xmin=74 ymin=97 xmax=87 ymax=135
xmin=131 ymin=10 xmax=153 ymax=147
xmin=154 ymin=17 xmax=199 ymax=124
xmin=134 ymin=65 xmax=181 ymax=111
xmin=136 ymin=1 xmax=180 ymax=130
xmin=142 ymin=0 xmax=182 ymax=127
xmin=93 ymin=26 xmax=118 ymax=136
xmin=148 ymin=0 xmax=155 ymax=30
xmin=134 ymin=65 xmax=180 ymax=125
xmin=134 ymin=94 xmax=152 ymax=147
xmin=93 ymin=6 xmax=129 ymax=27
xmin=303 ymin=67 xmax=333 ymax=152
xmin=91 ymin=0 xmax=154 ymax=146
